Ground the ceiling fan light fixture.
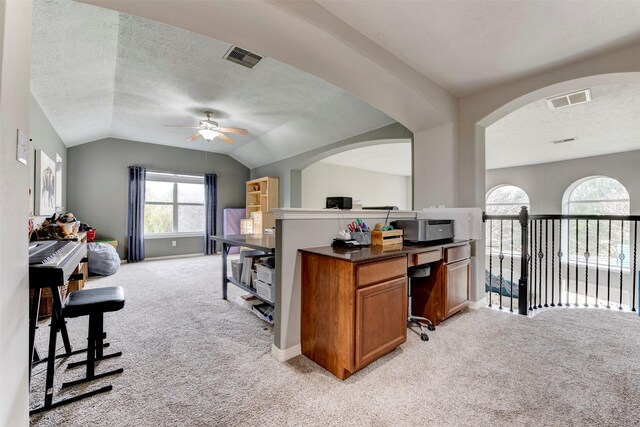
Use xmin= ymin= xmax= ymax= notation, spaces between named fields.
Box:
xmin=199 ymin=129 xmax=219 ymax=141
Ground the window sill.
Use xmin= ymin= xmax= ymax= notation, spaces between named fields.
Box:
xmin=145 ymin=233 xmax=204 ymax=240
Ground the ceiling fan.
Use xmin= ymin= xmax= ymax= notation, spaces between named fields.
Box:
xmin=164 ymin=111 xmax=248 ymax=144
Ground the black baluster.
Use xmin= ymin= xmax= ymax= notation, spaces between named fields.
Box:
xmin=544 ymin=219 xmax=549 ymax=307
xmin=538 ymin=220 xmax=543 ymax=309
xmin=607 ymin=219 xmax=612 ymax=309
xmin=529 ymin=219 xmax=533 ymax=311
xmin=595 ymin=220 xmax=600 ymax=307
xmin=499 ymin=220 xmax=504 ymax=310
xmin=558 ymin=221 xmax=563 ymax=307
xmin=518 ymin=207 xmax=530 ymax=316
xmin=619 ymin=220 xmax=625 ymax=310
xmin=510 ymin=219 xmax=514 ymax=313
xmin=551 ymin=220 xmax=556 ymax=307
xmin=533 ymin=219 xmax=537 ymax=309
xmin=584 ymin=220 xmax=589 ymax=307
xmin=633 ymin=221 xmax=637 ymax=312
xmin=575 ymin=219 xmax=579 ymax=306
xmin=489 ymin=220 xmax=493 ymax=308
xmin=566 ymin=219 xmax=571 ymax=305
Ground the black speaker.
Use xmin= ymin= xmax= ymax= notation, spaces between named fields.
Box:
xmin=326 ymin=197 xmax=353 ymax=210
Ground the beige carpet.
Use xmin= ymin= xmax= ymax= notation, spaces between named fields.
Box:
xmin=30 ymin=256 xmax=640 ymax=426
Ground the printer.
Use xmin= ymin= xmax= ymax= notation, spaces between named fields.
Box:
xmin=392 ymin=219 xmax=454 ymax=243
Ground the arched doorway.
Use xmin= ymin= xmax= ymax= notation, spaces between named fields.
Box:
xmin=301 ymin=140 xmax=412 ymax=210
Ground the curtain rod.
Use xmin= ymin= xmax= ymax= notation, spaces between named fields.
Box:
xmin=136 ymin=168 xmax=211 ymax=178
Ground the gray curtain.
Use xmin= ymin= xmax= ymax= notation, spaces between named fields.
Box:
xmin=204 ymin=173 xmax=218 ymax=255
xmin=127 ymin=166 xmax=146 ymax=262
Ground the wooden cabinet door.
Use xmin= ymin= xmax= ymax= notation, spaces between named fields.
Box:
xmin=355 ymin=277 xmax=407 ymax=369
xmin=444 ymin=258 xmax=470 ymax=318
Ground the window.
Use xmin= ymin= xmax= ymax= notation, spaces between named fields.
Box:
xmin=566 ymin=176 xmax=629 ymax=216
xmin=485 ymin=185 xmax=530 ymax=255
xmin=565 ymin=176 xmax=630 ymax=269
xmin=486 ymin=185 xmax=530 ymax=215
xmin=144 ymin=172 xmax=205 ymax=236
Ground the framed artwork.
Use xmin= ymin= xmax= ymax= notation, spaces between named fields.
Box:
xmin=35 ymin=150 xmax=56 ymax=216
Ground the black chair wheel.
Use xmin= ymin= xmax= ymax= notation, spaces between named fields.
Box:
xmin=427 ymin=324 xmax=436 ymax=331
xmin=421 ymin=333 xmax=429 ymax=341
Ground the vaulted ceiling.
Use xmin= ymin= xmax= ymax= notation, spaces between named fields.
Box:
xmin=32 ymin=0 xmax=395 ymax=168
xmin=34 ymin=0 xmax=640 ymax=169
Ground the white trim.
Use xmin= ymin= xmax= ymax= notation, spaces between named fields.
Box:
xmin=145 ymin=232 xmax=204 ymax=239
xmin=272 ymin=208 xmax=417 ymax=221
xmin=146 ymin=171 xmax=204 ymax=184
xmin=469 ymin=297 xmax=487 ymax=309
xmin=271 ymin=343 xmax=301 ymax=361
xmin=144 ymin=253 xmax=207 ymax=261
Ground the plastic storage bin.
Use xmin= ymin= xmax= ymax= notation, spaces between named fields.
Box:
xmin=256 ymin=264 xmax=276 ymax=285
xmin=255 ymin=280 xmax=274 ymax=303
xmin=230 ymin=260 xmax=242 ymax=282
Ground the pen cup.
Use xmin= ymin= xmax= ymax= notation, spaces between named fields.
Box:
xmin=351 ymin=230 xmax=371 ymax=245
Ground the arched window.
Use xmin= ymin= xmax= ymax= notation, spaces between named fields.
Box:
xmin=486 ymin=185 xmax=530 ymax=215
xmin=485 ymin=185 xmax=530 ymax=256
xmin=566 ymin=176 xmax=629 ymax=215
xmin=564 ymin=176 xmax=630 ymax=270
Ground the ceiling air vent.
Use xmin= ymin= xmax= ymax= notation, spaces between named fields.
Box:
xmin=546 ymin=89 xmax=591 ymax=110
xmin=551 ymin=137 xmax=577 ymax=145
xmin=224 ymin=46 xmax=262 ymax=69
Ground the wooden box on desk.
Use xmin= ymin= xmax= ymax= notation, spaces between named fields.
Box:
xmin=371 ymin=229 xmax=403 ymax=249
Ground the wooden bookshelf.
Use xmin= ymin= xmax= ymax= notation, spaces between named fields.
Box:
xmin=246 ymin=176 xmax=280 ymax=219
xmin=245 ymin=177 xmax=279 ymax=232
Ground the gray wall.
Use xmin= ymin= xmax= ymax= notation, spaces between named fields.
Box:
xmin=486 ymin=150 xmax=640 ymax=215
xmin=30 ymin=93 xmax=67 ymax=213
xmin=67 ymin=138 xmax=249 ymax=259
xmin=251 ymin=122 xmax=413 ymax=207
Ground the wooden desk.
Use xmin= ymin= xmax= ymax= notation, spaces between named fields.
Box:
xmin=299 ymin=241 xmax=471 ymax=379
xmin=300 ymin=251 xmax=407 ymax=380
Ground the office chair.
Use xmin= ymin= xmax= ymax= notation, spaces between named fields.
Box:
xmin=408 ymin=265 xmax=435 ymax=341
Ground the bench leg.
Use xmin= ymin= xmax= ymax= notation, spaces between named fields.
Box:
xmin=61 ymin=313 xmax=123 ymax=390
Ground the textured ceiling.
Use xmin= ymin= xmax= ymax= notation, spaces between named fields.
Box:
xmin=320 ymin=141 xmax=412 ymax=176
xmin=486 ymin=84 xmax=640 ymax=170
xmin=318 ymin=0 xmax=640 ymax=96
xmin=31 ymin=0 xmax=394 ymax=168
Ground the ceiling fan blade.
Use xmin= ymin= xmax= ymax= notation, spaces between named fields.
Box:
xmin=217 ymin=132 xmax=234 ymax=144
xmin=217 ymin=127 xmax=248 ymax=135
xmin=187 ymin=132 xmax=201 ymax=142
xmin=165 ymin=125 xmax=201 ymax=129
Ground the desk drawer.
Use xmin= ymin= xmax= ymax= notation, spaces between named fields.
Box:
xmin=357 ymin=256 xmax=406 ymax=288
xmin=412 ymin=249 xmax=441 ymax=266
xmin=445 ymin=244 xmax=470 ymax=264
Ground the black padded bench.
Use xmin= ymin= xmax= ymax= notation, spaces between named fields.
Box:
xmin=61 ymin=286 xmax=125 ymax=390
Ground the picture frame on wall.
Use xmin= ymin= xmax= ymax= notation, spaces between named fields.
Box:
xmin=35 ymin=149 xmax=56 ymax=216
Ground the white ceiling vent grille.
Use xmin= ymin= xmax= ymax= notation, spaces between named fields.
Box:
xmin=546 ymin=89 xmax=591 ymax=110
xmin=551 ymin=137 xmax=577 ymax=145
xmin=224 ymin=46 xmax=262 ymax=69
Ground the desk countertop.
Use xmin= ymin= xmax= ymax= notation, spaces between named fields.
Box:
xmin=299 ymin=240 xmax=471 ymax=263
xmin=211 ymin=234 xmax=276 ymax=251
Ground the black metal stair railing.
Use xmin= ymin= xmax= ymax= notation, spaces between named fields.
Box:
xmin=484 ymin=207 xmax=640 ymax=315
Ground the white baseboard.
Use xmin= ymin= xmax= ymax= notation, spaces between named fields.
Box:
xmin=469 ymin=297 xmax=487 ymax=309
xmin=144 ymin=253 xmax=205 ymax=261
xmin=271 ymin=343 xmax=301 ymax=362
